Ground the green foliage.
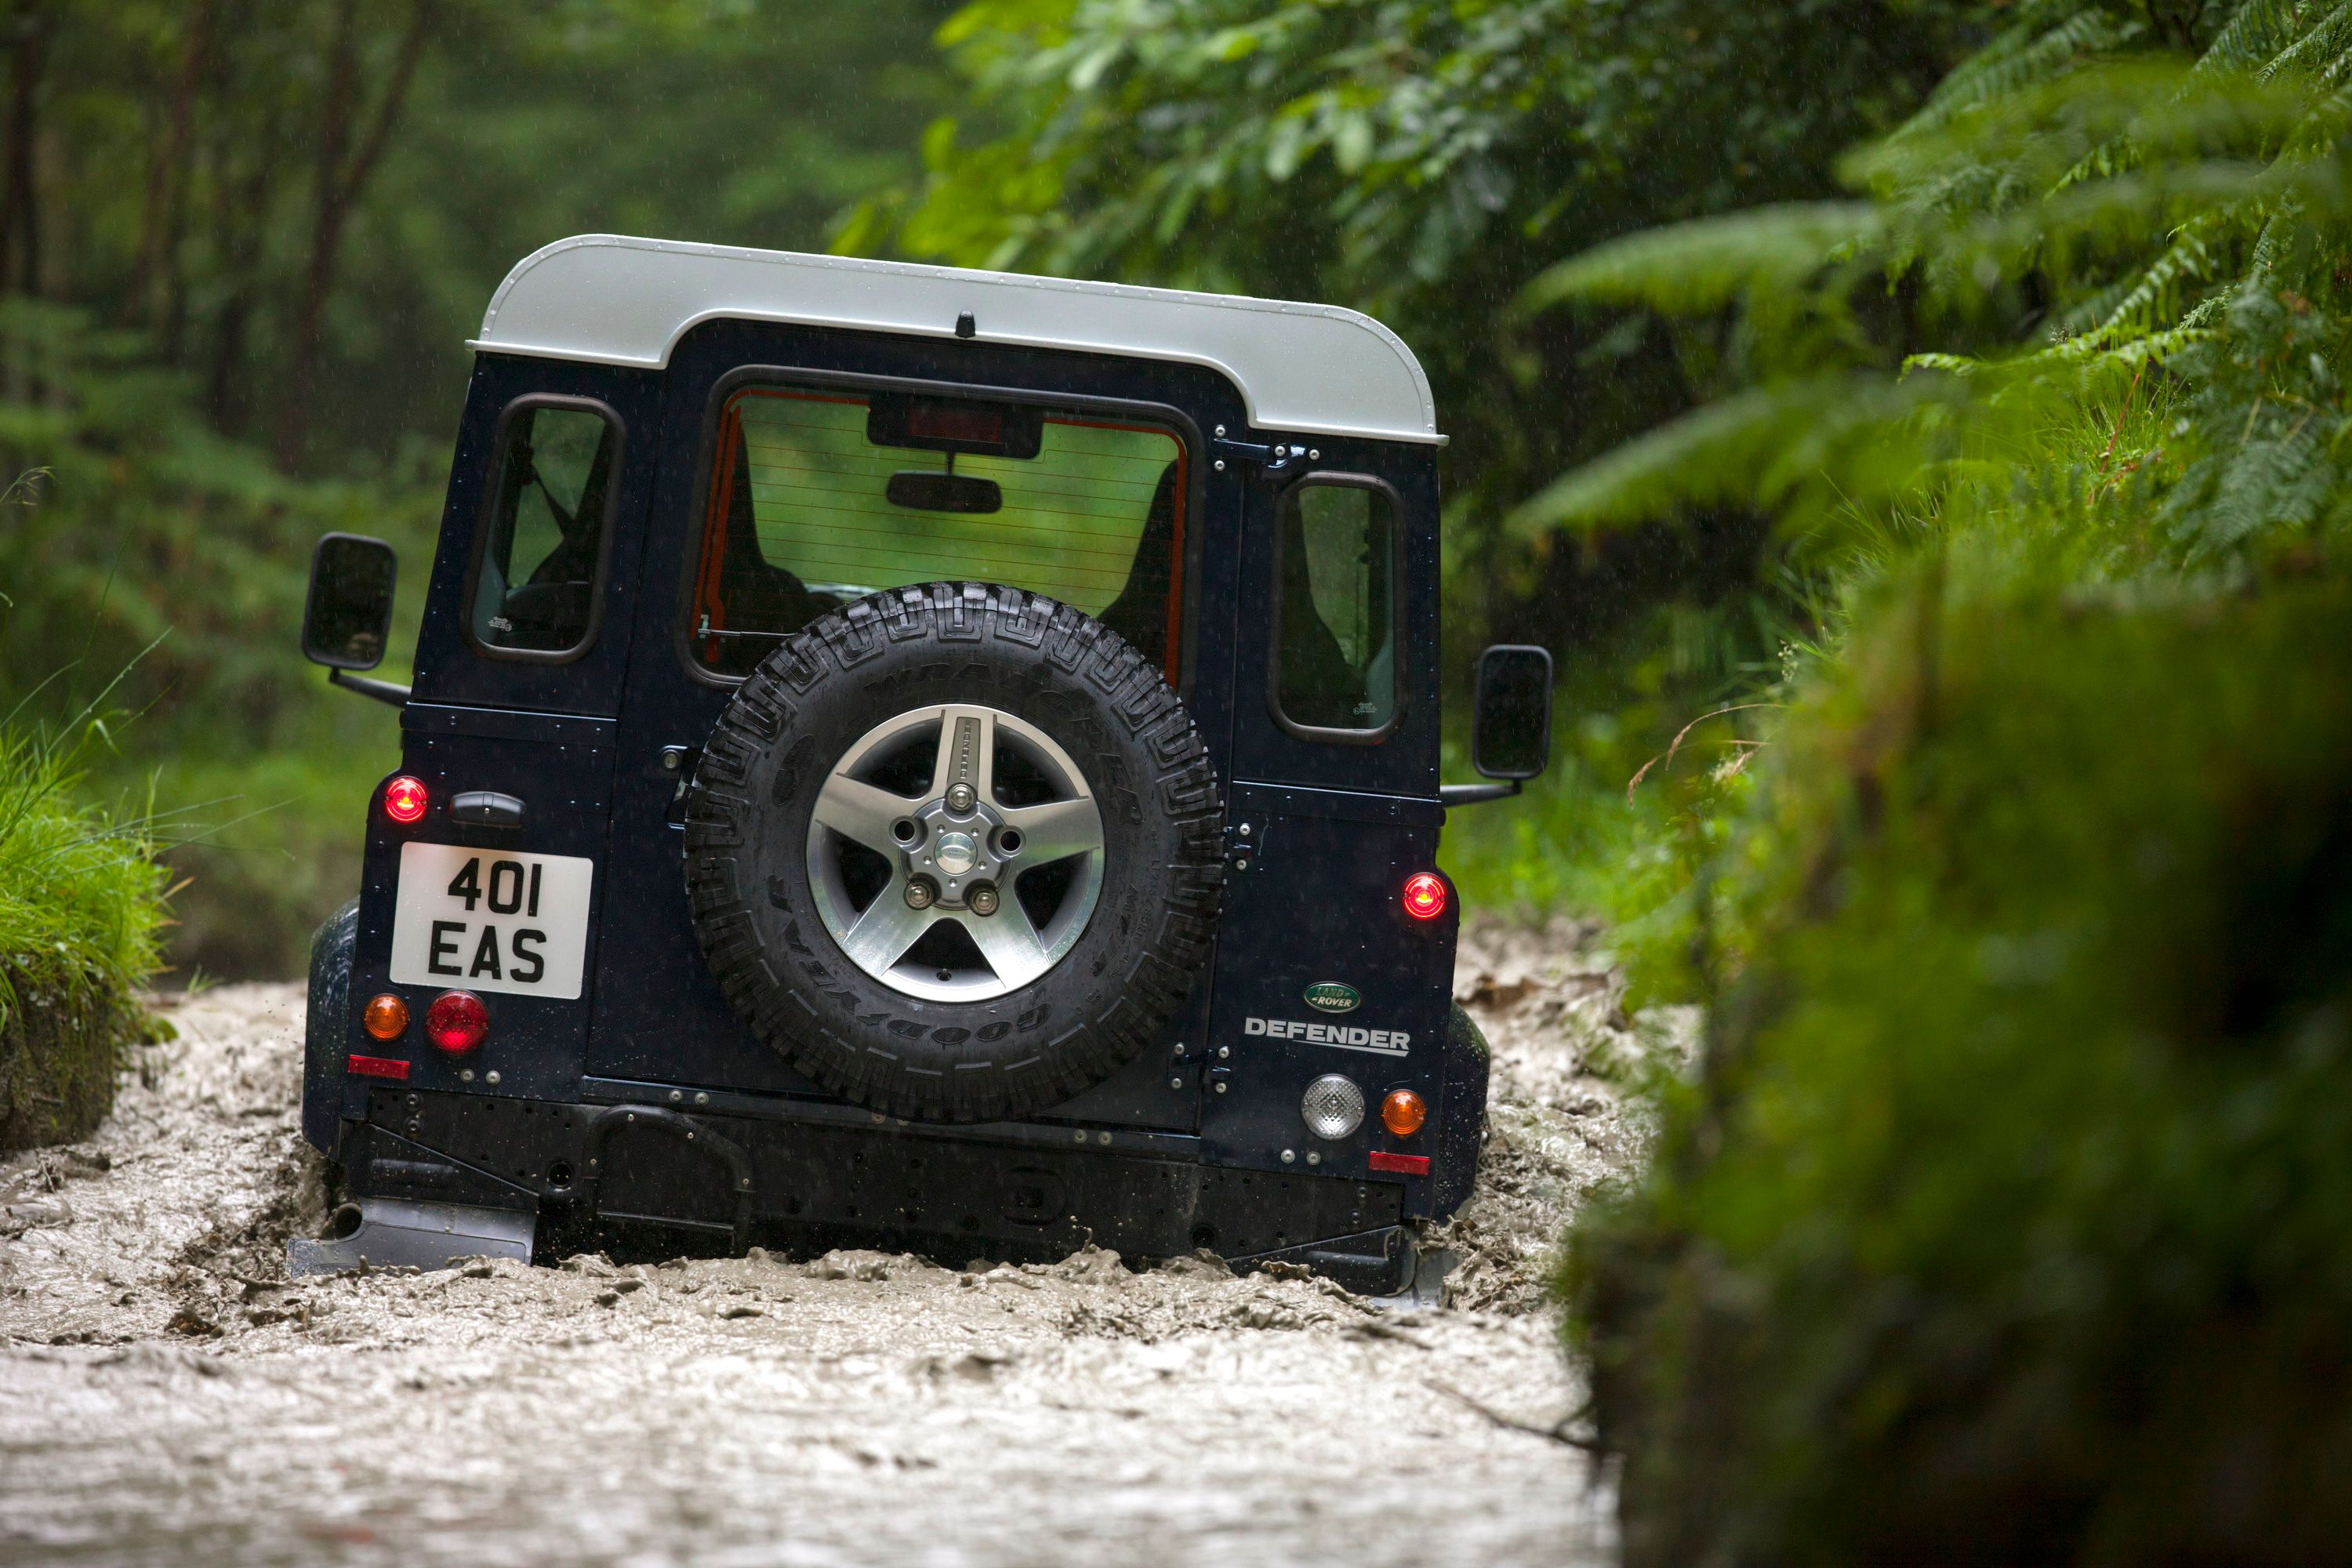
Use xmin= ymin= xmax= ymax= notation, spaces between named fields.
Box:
xmin=0 ymin=301 xmax=434 ymax=720
xmin=3 ymin=1 xmax=958 ymax=975
xmin=1516 ymin=8 xmax=2352 ymax=572
xmin=30 ymin=0 xmax=958 ymax=469
xmin=0 ymin=618 xmax=172 ymax=1152
xmin=1553 ymin=5 xmax=2352 ymax=1560
xmin=4 ymin=0 xmax=1988 ymax=976
xmin=847 ymin=0 xmax=1979 ymax=690
xmin=1440 ymin=656 xmax=1769 ymax=1009
xmin=1568 ymin=564 xmax=2352 ymax=1566
xmin=1501 ymin=0 xmax=2352 ymax=1004
xmin=0 ymin=670 xmax=170 ymax=1020
xmin=0 ymin=300 xmax=436 ymax=976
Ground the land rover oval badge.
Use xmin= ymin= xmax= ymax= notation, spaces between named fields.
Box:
xmin=1303 ymin=982 xmax=1361 ymax=1014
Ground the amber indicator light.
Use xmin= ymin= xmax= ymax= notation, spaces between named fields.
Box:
xmin=1381 ymin=1087 xmax=1428 ymax=1137
xmin=361 ymin=993 xmax=409 ymax=1040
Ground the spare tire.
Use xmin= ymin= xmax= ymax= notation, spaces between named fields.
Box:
xmin=683 ymin=582 xmax=1225 ymax=1122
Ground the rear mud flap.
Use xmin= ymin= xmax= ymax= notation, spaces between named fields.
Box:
xmin=287 ymin=1198 xmax=537 ymax=1276
xmin=1229 ymin=1225 xmax=1408 ymax=1298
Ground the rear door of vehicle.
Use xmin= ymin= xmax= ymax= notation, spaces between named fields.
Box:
xmin=1196 ymin=438 xmax=1454 ymax=1189
xmin=586 ymin=318 xmax=1251 ymax=1132
xmin=354 ymin=355 xmax=662 ymax=1104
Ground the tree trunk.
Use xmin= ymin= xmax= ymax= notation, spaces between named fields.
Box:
xmin=133 ymin=0 xmax=213 ymax=351
xmin=1 ymin=3 xmax=45 ymax=299
xmin=205 ymin=96 xmax=289 ymax=437
xmin=272 ymin=0 xmax=434 ymax=473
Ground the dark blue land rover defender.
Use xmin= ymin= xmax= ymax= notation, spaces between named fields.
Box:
xmin=292 ymin=236 xmax=1552 ymax=1294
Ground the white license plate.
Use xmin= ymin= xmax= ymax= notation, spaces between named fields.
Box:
xmin=388 ymin=843 xmax=595 ymax=1000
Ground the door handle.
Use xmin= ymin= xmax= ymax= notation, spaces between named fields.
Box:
xmin=449 ymin=790 xmax=525 ymax=828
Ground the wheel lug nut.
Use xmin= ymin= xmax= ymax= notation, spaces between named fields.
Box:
xmin=904 ymin=878 xmax=937 ymax=910
xmin=946 ymin=782 xmax=976 ymax=814
xmin=967 ymin=882 xmax=1000 ymax=917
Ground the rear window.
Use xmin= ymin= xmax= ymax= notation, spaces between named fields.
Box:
xmin=688 ymin=386 xmax=1188 ymax=681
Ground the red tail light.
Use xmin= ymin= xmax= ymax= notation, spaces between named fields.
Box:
xmin=425 ymin=990 xmax=488 ymax=1053
xmin=383 ymin=775 xmax=429 ymax=824
xmin=1402 ymin=872 xmax=1447 ymax=921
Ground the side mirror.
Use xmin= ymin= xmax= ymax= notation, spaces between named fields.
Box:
xmin=1472 ymin=644 xmax=1554 ymax=780
xmin=302 ymin=532 xmax=397 ymax=670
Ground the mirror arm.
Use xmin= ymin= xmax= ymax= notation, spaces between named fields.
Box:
xmin=1439 ymin=779 xmax=1522 ymax=808
xmin=329 ymin=668 xmax=410 ymax=707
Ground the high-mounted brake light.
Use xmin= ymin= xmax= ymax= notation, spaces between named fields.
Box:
xmin=425 ymin=990 xmax=488 ymax=1053
xmin=1402 ymin=872 xmax=1447 ymax=921
xmin=383 ymin=775 xmax=429 ymax=824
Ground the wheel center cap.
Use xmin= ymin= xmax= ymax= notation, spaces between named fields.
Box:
xmin=932 ymin=831 xmax=979 ymax=876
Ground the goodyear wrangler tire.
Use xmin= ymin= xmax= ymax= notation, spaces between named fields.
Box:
xmin=682 ymin=582 xmax=1225 ymax=1123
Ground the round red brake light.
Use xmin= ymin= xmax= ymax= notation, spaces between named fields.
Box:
xmin=424 ymin=990 xmax=488 ymax=1053
xmin=383 ymin=775 xmax=429 ymax=824
xmin=1402 ymin=872 xmax=1447 ymax=921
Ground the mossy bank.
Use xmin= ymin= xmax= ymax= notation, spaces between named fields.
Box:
xmin=1569 ymin=567 xmax=2352 ymax=1565
xmin=0 ymin=713 xmax=170 ymax=1155
xmin=0 ymin=974 xmax=162 ymax=1152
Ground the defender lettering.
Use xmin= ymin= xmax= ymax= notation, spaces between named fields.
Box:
xmin=1243 ymin=1015 xmax=1411 ymax=1056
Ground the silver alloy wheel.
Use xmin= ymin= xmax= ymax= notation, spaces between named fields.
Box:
xmin=805 ymin=703 xmax=1106 ymax=1003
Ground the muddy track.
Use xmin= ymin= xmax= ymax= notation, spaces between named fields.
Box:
xmin=0 ymin=923 xmax=1682 ymax=1566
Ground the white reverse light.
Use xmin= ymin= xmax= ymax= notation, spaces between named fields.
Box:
xmin=1300 ymin=1074 xmax=1367 ymax=1140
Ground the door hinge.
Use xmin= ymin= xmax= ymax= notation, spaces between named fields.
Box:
xmin=1210 ymin=433 xmax=1317 ymax=477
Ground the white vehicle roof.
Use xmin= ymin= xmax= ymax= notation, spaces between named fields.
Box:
xmin=470 ymin=234 xmax=1442 ymax=447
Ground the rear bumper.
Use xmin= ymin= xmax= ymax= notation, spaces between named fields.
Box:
xmin=331 ymin=1085 xmax=1419 ymax=1294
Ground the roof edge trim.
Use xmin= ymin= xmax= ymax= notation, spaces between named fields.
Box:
xmin=468 ymin=235 xmax=1446 ymax=448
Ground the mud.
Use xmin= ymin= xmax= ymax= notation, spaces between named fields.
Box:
xmin=1436 ymin=920 xmax=1697 ymax=1314
xmin=0 ymin=925 xmax=1679 ymax=1566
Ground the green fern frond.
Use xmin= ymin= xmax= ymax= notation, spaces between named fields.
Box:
xmin=1505 ymin=373 xmax=1966 ymax=536
xmin=1489 ymin=0 xmax=2352 ymax=599
xmin=2200 ymin=0 xmax=2317 ymax=77
xmin=1517 ymin=203 xmax=1882 ymax=317
xmin=2264 ymin=6 xmax=2352 ymax=83
xmin=1889 ymin=4 xmax=2147 ymax=147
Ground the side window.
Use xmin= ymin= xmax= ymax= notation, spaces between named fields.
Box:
xmin=1273 ymin=477 xmax=1398 ymax=736
xmin=468 ymin=400 xmax=621 ymax=659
